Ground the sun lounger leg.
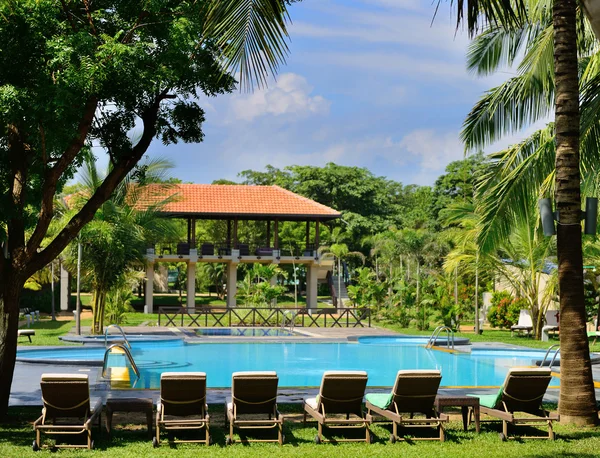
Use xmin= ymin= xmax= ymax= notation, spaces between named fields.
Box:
xmin=278 ymin=422 xmax=283 ymax=445
xmin=439 ymin=423 xmax=445 ymax=442
xmin=502 ymin=420 xmax=508 ymax=439
xmin=392 ymin=421 xmax=398 ymax=442
xmin=317 ymin=422 xmax=323 ymax=443
xmin=548 ymin=420 xmax=554 ymax=440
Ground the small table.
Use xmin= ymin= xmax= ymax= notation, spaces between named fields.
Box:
xmin=105 ymin=398 xmax=153 ymax=438
xmin=434 ymin=395 xmax=480 ymax=433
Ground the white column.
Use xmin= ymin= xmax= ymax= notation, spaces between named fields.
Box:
xmin=60 ymin=263 xmax=69 ymax=311
xmin=226 ymin=262 xmax=238 ymax=308
xmin=187 ymin=262 xmax=196 ymax=311
xmin=307 ymin=264 xmax=318 ymax=311
xmin=145 ymin=249 xmax=155 ymax=314
xmin=270 ymin=274 xmax=278 ymax=307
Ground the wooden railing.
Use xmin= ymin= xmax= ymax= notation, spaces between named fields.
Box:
xmin=157 ymin=306 xmax=371 ymax=328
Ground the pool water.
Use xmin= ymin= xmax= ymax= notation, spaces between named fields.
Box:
xmin=18 ymin=340 xmax=557 ymax=389
xmin=195 ymin=328 xmax=296 ymax=337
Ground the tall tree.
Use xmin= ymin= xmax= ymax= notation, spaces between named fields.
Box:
xmin=0 ymin=0 xmax=292 ymax=417
xmin=448 ymin=0 xmax=597 ymax=424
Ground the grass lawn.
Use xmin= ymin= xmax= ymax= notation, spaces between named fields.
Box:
xmin=2 ymin=404 xmax=599 ymax=457
xmin=371 ymin=320 xmax=600 ymax=351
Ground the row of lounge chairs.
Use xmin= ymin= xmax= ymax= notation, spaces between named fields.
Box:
xmin=32 ymin=367 xmax=557 ymax=450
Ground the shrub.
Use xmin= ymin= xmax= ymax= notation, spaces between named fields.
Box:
xmin=487 ymin=291 xmax=523 ymax=328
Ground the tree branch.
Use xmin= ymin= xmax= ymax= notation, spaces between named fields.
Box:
xmin=26 ymin=97 xmax=163 ymax=277
xmin=6 ymin=126 xmax=28 ymax=271
xmin=59 ymin=0 xmax=77 ymax=31
xmin=25 ymin=97 xmax=98 ymax=258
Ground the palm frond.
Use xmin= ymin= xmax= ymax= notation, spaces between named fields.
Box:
xmin=203 ymin=0 xmax=291 ymax=91
xmin=461 ymin=71 xmax=554 ymax=151
xmin=446 ymin=0 xmax=527 ymax=36
xmin=476 ymin=124 xmax=555 ymax=253
xmin=466 ymin=25 xmax=529 ymax=76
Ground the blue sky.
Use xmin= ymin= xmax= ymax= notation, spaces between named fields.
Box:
xmin=142 ymin=0 xmax=526 ymax=186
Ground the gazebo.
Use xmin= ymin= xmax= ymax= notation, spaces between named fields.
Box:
xmin=142 ymin=184 xmax=341 ymax=312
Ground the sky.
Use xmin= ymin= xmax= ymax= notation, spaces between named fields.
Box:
xmin=140 ymin=0 xmax=534 ymax=187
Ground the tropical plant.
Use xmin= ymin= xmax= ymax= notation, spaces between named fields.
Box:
xmin=105 ymin=284 xmax=136 ymax=326
xmin=64 ymin=155 xmax=179 ymax=333
xmin=319 ymin=228 xmax=366 ymax=307
xmin=446 ymin=0 xmax=598 ymax=423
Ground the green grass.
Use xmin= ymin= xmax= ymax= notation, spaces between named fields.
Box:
xmin=372 ymin=320 xmax=600 ymax=352
xmin=2 ymin=404 xmax=600 ymax=457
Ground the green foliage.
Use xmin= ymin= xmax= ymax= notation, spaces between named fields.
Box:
xmin=238 ymin=163 xmax=436 ymax=249
xmin=105 ymin=286 xmax=135 ymax=326
xmin=487 ymin=291 xmax=522 ymax=328
xmin=237 ymin=264 xmax=287 ymax=308
xmin=18 ymin=286 xmax=60 ymax=315
xmin=432 ymin=153 xmax=485 ymax=229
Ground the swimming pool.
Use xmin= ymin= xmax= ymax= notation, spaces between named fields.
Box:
xmin=17 ymin=340 xmax=559 ymax=389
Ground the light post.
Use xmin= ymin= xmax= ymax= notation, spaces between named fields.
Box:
xmin=76 ymin=240 xmax=82 ymax=335
xmin=50 ymin=260 xmax=56 ymax=321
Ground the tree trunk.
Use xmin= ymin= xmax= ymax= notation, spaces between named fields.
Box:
xmin=554 ymin=0 xmax=598 ymax=425
xmin=0 ymin=276 xmax=25 ymax=418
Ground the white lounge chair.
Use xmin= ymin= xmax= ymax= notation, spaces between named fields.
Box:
xmin=511 ymin=310 xmax=533 ymax=337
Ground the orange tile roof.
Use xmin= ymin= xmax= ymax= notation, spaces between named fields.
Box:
xmin=138 ymin=184 xmax=341 ymax=220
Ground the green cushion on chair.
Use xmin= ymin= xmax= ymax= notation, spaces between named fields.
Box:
xmin=365 ymin=393 xmax=393 ymax=410
xmin=467 ymin=388 xmax=503 ymax=409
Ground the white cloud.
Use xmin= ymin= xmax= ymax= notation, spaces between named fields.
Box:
xmin=227 ymin=73 xmax=330 ymax=122
xmin=399 ymin=129 xmax=464 ymax=170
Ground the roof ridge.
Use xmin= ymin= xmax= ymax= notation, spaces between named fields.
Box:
xmin=271 ymin=185 xmax=339 ymax=214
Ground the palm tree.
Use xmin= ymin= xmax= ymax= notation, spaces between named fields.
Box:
xmin=65 ymin=155 xmax=179 ymax=333
xmin=447 ymin=0 xmax=597 ymax=424
xmin=319 ymin=228 xmax=365 ymax=307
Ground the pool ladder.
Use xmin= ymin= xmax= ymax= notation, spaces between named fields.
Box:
xmin=426 ymin=326 xmax=455 ymax=350
xmin=540 ymin=344 xmax=560 ymax=370
xmin=104 ymin=324 xmax=131 ymax=350
xmin=102 ymin=344 xmax=140 ymax=379
xmin=281 ymin=310 xmax=298 ymax=331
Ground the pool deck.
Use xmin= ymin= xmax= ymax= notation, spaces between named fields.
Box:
xmin=11 ymin=325 xmax=600 ymax=408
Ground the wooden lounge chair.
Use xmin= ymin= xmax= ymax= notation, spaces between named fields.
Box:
xmin=511 ymin=310 xmax=533 ymax=337
xmin=33 ymin=374 xmax=102 ymax=450
xmin=365 ymin=369 xmax=448 ymax=442
xmin=226 ymin=371 xmax=284 ymax=445
xmin=303 ymin=370 xmax=373 ymax=444
xmin=468 ymin=367 xmax=558 ymax=440
xmin=154 ymin=372 xmax=211 ymax=447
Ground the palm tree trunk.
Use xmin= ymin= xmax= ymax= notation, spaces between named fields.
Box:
xmin=554 ymin=0 xmax=597 ymax=425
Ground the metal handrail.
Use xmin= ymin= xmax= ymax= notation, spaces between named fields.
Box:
xmin=548 ymin=348 xmax=561 ymax=370
xmin=102 ymin=343 xmax=140 ymax=379
xmin=281 ymin=310 xmax=297 ymax=331
xmin=540 ymin=344 xmax=560 ymax=369
xmin=540 ymin=344 xmax=560 ymax=367
xmin=104 ymin=324 xmax=131 ymax=350
xmin=426 ymin=326 xmax=455 ymax=350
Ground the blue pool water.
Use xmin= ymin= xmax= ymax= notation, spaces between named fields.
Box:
xmin=17 ymin=340 xmax=557 ymax=389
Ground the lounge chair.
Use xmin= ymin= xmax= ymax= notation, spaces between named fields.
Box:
xmin=468 ymin=367 xmax=558 ymax=440
xmin=33 ymin=374 xmax=102 ymax=450
xmin=365 ymin=370 xmax=448 ymax=442
xmin=18 ymin=329 xmax=35 ymax=342
xmin=511 ymin=309 xmax=533 ymax=337
xmin=154 ymin=372 xmax=211 ymax=447
xmin=303 ymin=370 xmax=373 ymax=444
xmin=226 ymin=371 xmax=284 ymax=445
xmin=541 ymin=310 xmax=559 ymax=341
